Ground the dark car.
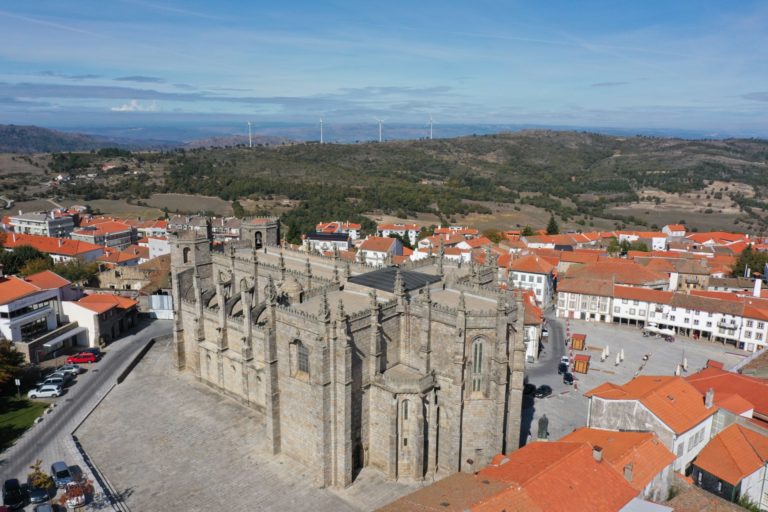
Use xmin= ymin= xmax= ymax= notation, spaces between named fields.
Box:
xmin=80 ymin=347 xmax=102 ymax=358
xmin=534 ymin=385 xmax=553 ymax=398
xmin=558 ymin=362 xmax=568 ymax=375
xmin=26 ymin=476 xmax=51 ymax=505
xmin=2 ymin=479 xmax=24 ymax=510
xmin=523 ymin=383 xmax=536 ymax=396
xmin=663 ymin=335 xmax=675 ymax=343
xmin=563 ymin=372 xmax=574 ymax=385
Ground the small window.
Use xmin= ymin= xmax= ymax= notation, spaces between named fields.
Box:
xmin=717 ymin=481 xmax=722 ymax=493
xmin=182 ymin=247 xmax=191 ymax=264
xmin=297 ymin=343 xmax=309 ymax=373
xmin=402 ymin=400 xmax=409 ymax=421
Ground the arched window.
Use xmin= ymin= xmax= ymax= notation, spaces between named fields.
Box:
xmin=297 ymin=342 xmax=309 ymax=374
xmin=182 ymin=247 xmax=191 ymax=264
xmin=471 ymin=339 xmax=484 ymax=393
xmin=255 ymin=231 xmax=263 ymax=249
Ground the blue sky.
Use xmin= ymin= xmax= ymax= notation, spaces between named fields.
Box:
xmin=0 ymin=0 xmax=767 ymax=136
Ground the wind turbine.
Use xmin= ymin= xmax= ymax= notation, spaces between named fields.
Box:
xmin=319 ymin=118 xmax=324 ymax=144
xmin=376 ymin=118 xmax=384 ymax=143
xmin=247 ymin=121 xmax=253 ymax=148
xmin=428 ymin=116 xmax=434 ymax=140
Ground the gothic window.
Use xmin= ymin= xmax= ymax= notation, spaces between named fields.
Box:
xmin=182 ymin=247 xmax=191 ymax=264
xmin=298 ymin=342 xmax=309 ymax=373
xmin=290 ymin=340 xmax=310 ymax=379
xmin=471 ymin=338 xmax=484 ymax=393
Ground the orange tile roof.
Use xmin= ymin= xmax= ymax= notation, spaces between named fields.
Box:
xmin=510 ymin=255 xmax=555 ymax=274
xmin=23 ymin=270 xmax=70 ymax=290
xmin=359 ymin=236 xmax=396 ymax=252
xmin=0 ymin=275 xmax=42 ymax=304
xmin=72 ymin=220 xmax=132 ymax=237
xmin=686 ymin=367 xmax=768 ymax=420
xmin=3 ymin=233 xmax=103 ymax=257
xmin=586 ymin=376 xmax=716 ymax=434
xmin=565 ymin=260 xmax=668 ymax=286
xmin=78 ymin=293 xmax=137 ymax=310
xmin=665 ymin=224 xmax=685 ymax=231
xmin=560 ymin=428 xmax=675 ymax=492
xmin=475 ymin=443 xmax=638 ymax=512
xmin=694 ymin=424 xmax=768 ymax=486
xmin=686 ymin=232 xmax=748 ymax=245
xmin=522 ymin=289 xmax=543 ymax=325
xmin=614 ymin=285 xmax=673 ymax=304
xmin=97 ymin=247 xmax=142 ymax=264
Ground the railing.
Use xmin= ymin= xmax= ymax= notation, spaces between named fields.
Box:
xmin=28 ymin=321 xmax=80 ymax=345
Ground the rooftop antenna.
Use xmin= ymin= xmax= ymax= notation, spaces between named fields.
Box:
xmin=247 ymin=121 xmax=253 ymax=148
xmin=319 ymin=118 xmax=324 ymax=144
xmin=429 ymin=116 xmax=433 ymax=140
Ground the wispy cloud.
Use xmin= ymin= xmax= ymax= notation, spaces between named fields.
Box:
xmin=591 ymin=81 xmax=629 ymax=87
xmin=40 ymin=71 xmax=100 ymax=80
xmin=111 ymin=99 xmax=159 ymax=112
xmin=742 ymin=92 xmax=768 ymax=102
xmin=114 ymin=75 xmax=165 ymax=83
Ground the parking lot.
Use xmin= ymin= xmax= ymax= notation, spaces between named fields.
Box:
xmin=522 ymin=318 xmax=751 ymax=443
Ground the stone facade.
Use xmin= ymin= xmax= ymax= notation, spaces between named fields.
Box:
xmin=169 ymin=222 xmax=526 ymax=489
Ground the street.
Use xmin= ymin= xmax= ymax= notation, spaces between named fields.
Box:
xmin=0 ymin=319 xmax=172 ymax=500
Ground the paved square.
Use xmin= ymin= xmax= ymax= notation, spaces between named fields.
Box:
xmin=523 ymin=318 xmax=750 ymax=443
xmin=75 ymin=338 xmax=419 ymax=511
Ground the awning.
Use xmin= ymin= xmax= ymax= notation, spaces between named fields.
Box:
xmin=43 ymin=327 xmax=86 ymax=352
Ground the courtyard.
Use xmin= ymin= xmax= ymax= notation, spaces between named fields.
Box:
xmin=75 ymin=337 xmax=419 ymax=512
xmin=523 ymin=317 xmax=751 ymax=443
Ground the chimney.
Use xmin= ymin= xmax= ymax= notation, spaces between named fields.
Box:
xmin=623 ymin=464 xmax=634 ymax=482
xmin=705 ymin=388 xmax=715 ymax=408
xmin=593 ymin=446 xmax=603 ymax=463
xmin=754 ymin=279 xmax=762 ymax=298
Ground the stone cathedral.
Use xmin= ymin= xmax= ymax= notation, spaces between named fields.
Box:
xmin=170 ymin=217 xmax=526 ymax=488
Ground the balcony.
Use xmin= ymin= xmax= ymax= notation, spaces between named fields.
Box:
xmin=717 ymin=320 xmax=737 ymax=330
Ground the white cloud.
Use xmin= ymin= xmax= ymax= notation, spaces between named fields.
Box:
xmin=110 ymin=99 xmax=158 ymax=112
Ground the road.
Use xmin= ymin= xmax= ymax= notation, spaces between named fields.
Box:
xmin=526 ymin=310 xmax=566 ymax=383
xmin=0 ymin=319 xmax=172 ymax=488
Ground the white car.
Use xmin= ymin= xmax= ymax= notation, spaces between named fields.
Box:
xmin=28 ymin=384 xmax=63 ymax=399
xmin=560 ymin=356 xmax=570 ymax=365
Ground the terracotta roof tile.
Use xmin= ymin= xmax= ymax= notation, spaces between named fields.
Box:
xmin=3 ymin=233 xmax=103 ymax=257
xmin=23 ymin=270 xmax=70 ymax=290
xmin=560 ymin=428 xmax=676 ymax=491
xmin=510 ymin=255 xmax=555 ymax=274
xmin=359 ymin=236 xmax=396 ymax=252
xmin=694 ymin=424 xmax=768 ymax=486
xmin=0 ymin=276 xmax=41 ymax=304
xmin=78 ymin=293 xmax=137 ymax=310
xmin=565 ymin=261 xmax=668 ymax=287
xmin=586 ymin=376 xmax=716 ymax=434
xmin=686 ymin=367 xmax=768 ymax=420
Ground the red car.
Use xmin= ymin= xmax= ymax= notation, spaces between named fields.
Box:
xmin=67 ymin=352 xmax=97 ymax=364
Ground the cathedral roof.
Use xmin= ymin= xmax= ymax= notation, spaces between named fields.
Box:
xmin=347 ymin=266 xmax=441 ymax=293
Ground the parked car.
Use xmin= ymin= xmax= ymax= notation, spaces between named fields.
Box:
xmin=55 ymin=364 xmax=82 ymax=376
xmin=66 ymin=353 xmax=97 ymax=364
xmin=558 ymin=362 xmax=568 ymax=375
xmin=50 ymin=462 xmax=72 ymax=489
xmin=80 ymin=347 xmax=101 ymax=358
xmin=28 ymin=384 xmax=62 ymax=399
xmin=2 ymin=479 xmax=24 ymax=510
xmin=560 ymin=356 xmax=569 ymax=365
xmin=37 ymin=377 xmax=67 ymax=390
xmin=26 ymin=477 xmax=50 ymax=504
xmin=534 ymin=385 xmax=553 ymax=398
xmin=563 ymin=372 xmax=574 ymax=385
xmin=663 ymin=335 xmax=675 ymax=343
xmin=48 ymin=371 xmax=74 ymax=383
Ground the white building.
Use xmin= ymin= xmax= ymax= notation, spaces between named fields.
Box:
xmin=662 ymin=224 xmax=686 ymax=238
xmin=358 ymin=236 xmax=403 ymax=267
xmin=9 ymin=211 xmax=75 ymax=238
xmin=586 ymin=376 xmax=716 ymax=472
xmin=316 ymin=221 xmax=361 ymax=241
xmin=508 ymin=255 xmax=556 ymax=306
xmin=377 ymin=223 xmax=420 ymax=247
xmin=147 ymin=236 xmax=171 ymax=259
xmin=303 ymin=232 xmax=351 ymax=253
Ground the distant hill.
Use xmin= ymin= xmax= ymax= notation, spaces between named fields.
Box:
xmin=0 ymin=124 xmax=172 ymax=153
xmin=182 ymin=134 xmax=291 ymax=149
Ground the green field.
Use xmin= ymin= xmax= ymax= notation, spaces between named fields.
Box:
xmin=0 ymin=396 xmax=48 ymax=452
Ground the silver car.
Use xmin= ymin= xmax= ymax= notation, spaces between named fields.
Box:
xmin=56 ymin=364 xmax=82 ymax=376
xmin=28 ymin=384 xmax=62 ymax=399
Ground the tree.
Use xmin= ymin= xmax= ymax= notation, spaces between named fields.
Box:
xmin=0 ymin=246 xmax=50 ymax=275
xmin=521 ymin=226 xmax=534 ymax=237
xmin=53 ymin=260 xmax=99 ymax=284
xmin=482 ymin=229 xmax=504 ymax=244
xmin=733 ymin=245 xmax=768 ymax=278
xmin=0 ymin=340 xmax=25 ymax=386
xmin=607 ymin=237 xmax=621 ymax=256
xmin=21 ymin=258 xmax=53 ymax=276
xmin=388 ymin=233 xmax=413 ymax=249
xmin=546 ymin=215 xmax=559 ymax=235
xmin=27 ymin=459 xmax=53 ymax=490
